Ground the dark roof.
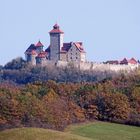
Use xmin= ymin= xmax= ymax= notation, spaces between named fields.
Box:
xmin=25 ymin=44 xmax=36 ymax=53
xmin=61 ymin=43 xmax=72 ymax=52
xmin=61 ymin=42 xmax=86 ymax=53
xmin=120 ymin=58 xmax=128 ymax=64
xmin=25 ymin=41 xmax=44 ymax=53
xmin=54 ymin=24 xmax=59 ymax=28
xmin=45 ymin=46 xmax=50 ymax=53
xmin=105 ymin=60 xmax=119 ymax=64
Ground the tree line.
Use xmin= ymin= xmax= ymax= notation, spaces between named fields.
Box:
xmin=0 ymin=74 xmax=140 ymax=130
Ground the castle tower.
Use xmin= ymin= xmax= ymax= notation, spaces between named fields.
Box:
xmin=49 ymin=24 xmax=64 ymax=62
xmin=35 ymin=40 xmax=44 ymax=54
xmin=25 ymin=49 xmax=37 ymax=65
xmin=36 ymin=51 xmax=47 ymax=66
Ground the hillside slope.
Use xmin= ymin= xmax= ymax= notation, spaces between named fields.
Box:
xmin=66 ymin=122 xmax=140 ymax=140
xmin=0 ymin=127 xmax=91 ymax=140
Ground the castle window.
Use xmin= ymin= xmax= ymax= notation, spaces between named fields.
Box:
xmin=76 ymin=57 xmax=78 ymax=59
xmin=70 ymin=57 xmax=72 ymax=59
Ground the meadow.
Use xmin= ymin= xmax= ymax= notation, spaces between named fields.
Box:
xmin=0 ymin=122 xmax=140 ymax=140
xmin=66 ymin=122 xmax=140 ymax=140
xmin=0 ymin=127 xmax=90 ymax=140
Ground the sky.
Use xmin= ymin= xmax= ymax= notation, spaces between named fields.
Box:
xmin=0 ymin=0 xmax=140 ymax=65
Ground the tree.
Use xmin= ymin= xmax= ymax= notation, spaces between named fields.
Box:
xmin=4 ymin=57 xmax=27 ymax=70
xmin=96 ymin=93 xmax=131 ymax=122
xmin=74 ymin=84 xmax=99 ymax=119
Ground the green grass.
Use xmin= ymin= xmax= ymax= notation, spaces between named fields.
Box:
xmin=0 ymin=122 xmax=140 ymax=140
xmin=65 ymin=121 xmax=140 ymax=140
xmin=0 ymin=127 xmax=91 ymax=140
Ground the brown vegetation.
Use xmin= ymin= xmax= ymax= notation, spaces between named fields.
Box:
xmin=0 ymin=72 xmax=140 ymax=130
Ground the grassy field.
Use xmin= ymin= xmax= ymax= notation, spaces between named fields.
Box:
xmin=65 ymin=121 xmax=140 ymax=140
xmin=0 ymin=122 xmax=140 ymax=140
xmin=0 ymin=127 xmax=91 ymax=140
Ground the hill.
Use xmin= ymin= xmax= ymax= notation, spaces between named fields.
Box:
xmin=0 ymin=127 xmax=91 ymax=140
xmin=65 ymin=121 xmax=140 ymax=140
xmin=0 ymin=122 xmax=140 ymax=140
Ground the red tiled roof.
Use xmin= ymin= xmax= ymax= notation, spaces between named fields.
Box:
xmin=128 ymin=58 xmax=137 ymax=64
xmin=26 ymin=50 xmax=37 ymax=55
xmin=35 ymin=41 xmax=44 ymax=47
xmin=49 ymin=24 xmax=64 ymax=34
xmin=61 ymin=42 xmax=86 ymax=53
xmin=36 ymin=51 xmax=46 ymax=58
xmin=25 ymin=42 xmax=44 ymax=53
xmin=49 ymin=29 xmax=64 ymax=34
xmin=74 ymin=42 xmax=86 ymax=53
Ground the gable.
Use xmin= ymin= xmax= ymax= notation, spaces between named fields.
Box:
xmin=25 ymin=44 xmax=36 ymax=53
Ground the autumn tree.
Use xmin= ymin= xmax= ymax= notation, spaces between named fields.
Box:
xmin=96 ymin=93 xmax=131 ymax=122
xmin=74 ymin=84 xmax=99 ymax=119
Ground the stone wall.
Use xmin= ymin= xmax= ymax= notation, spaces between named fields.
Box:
xmin=26 ymin=54 xmax=37 ymax=65
xmin=37 ymin=59 xmax=139 ymax=72
xmin=67 ymin=44 xmax=84 ymax=63
xmin=79 ymin=62 xmax=139 ymax=72
xmin=80 ymin=53 xmax=86 ymax=62
xmin=50 ymin=34 xmax=60 ymax=62
xmin=60 ymin=53 xmax=67 ymax=61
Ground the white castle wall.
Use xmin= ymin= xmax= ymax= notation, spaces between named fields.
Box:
xmin=79 ymin=61 xmax=138 ymax=72
xmin=50 ymin=61 xmax=139 ymax=72
xmin=56 ymin=60 xmax=68 ymax=67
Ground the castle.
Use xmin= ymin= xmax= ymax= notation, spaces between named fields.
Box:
xmin=25 ymin=24 xmax=86 ymax=65
xmin=25 ymin=24 xmax=139 ymax=72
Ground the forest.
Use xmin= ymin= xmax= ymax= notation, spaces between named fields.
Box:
xmin=0 ymin=57 xmax=140 ymax=130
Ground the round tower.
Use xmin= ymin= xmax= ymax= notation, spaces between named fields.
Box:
xmin=36 ymin=51 xmax=46 ymax=66
xmin=49 ymin=24 xmax=64 ymax=62
xmin=26 ymin=50 xmax=37 ymax=65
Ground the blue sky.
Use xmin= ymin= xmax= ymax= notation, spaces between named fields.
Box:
xmin=0 ymin=0 xmax=140 ymax=65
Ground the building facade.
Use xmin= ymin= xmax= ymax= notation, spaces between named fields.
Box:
xmin=25 ymin=24 xmax=86 ymax=65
